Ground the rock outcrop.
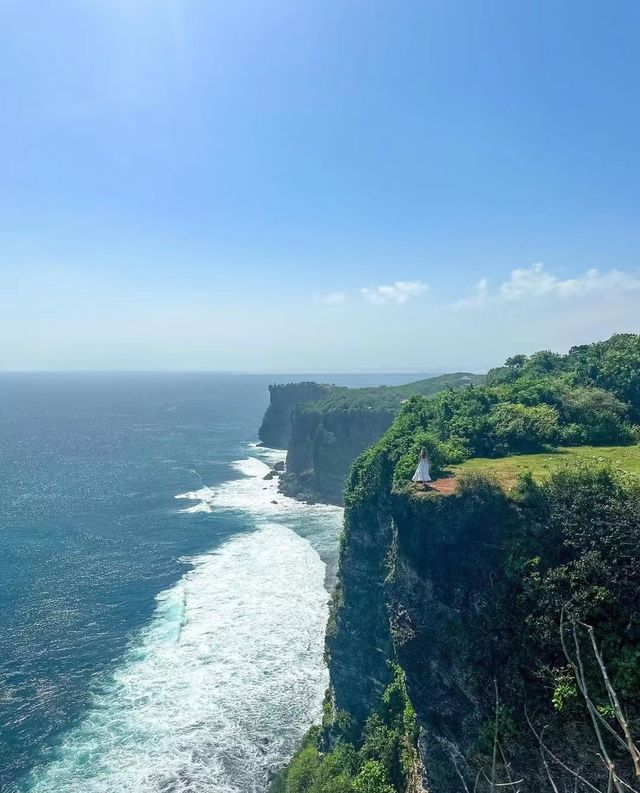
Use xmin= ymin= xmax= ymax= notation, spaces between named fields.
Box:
xmin=258 ymin=382 xmax=329 ymax=449
xmin=280 ymin=404 xmax=397 ymax=504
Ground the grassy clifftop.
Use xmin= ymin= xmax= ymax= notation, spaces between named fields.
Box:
xmin=403 ymin=444 xmax=640 ymax=497
xmin=447 ymin=443 xmax=640 ymax=489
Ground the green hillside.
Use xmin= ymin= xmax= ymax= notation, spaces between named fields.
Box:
xmin=300 ymin=372 xmax=485 ymax=414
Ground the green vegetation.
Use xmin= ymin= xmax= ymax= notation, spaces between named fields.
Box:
xmin=297 ymin=372 xmax=485 ymax=415
xmin=272 ymin=665 xmax=419 ymax=793
xmin=387 ymin=334 xmax=640 ymax=491
xmin=489 ymin=333 xmax=640 ymax=420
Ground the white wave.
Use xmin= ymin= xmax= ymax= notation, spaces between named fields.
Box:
xmin=175 ymin=452 xmax=339 ymax=522
xmin=22 ymin=524 xmax=330 ymax=793
xmin=247 ymin=443 xmax=288 ymax=468
xmin=175 ymin=450 xmax=343 ymax=584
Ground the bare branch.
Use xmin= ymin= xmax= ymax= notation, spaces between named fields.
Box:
xmin=498 ymin=738 xmax=517 ymax=791
xmin=481 ymin=771 xmax=524 ymax=787
xmin=525 ymin=706 xmax=606 ymax=793
xmin=492 ymin=679 xmax=500 ymax=793
xmin=560 ymin=613 xmax=624 ymax=793
xmin=538 ymin=730 xmax=560 ymax=793
xmin=451 ymin=754 xmax=471 ymax=793
xmin=581 ymin=622 xmax=640 ymax=780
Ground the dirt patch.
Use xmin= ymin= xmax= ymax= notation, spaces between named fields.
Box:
xmin=430 ymin=477 xmax=458 ymax=494
xmin=410 ymin=477 xmax=458 ymax=497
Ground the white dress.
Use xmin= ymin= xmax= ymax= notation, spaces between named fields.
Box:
xmin=412 ymin=458 xmax=432 ymax=482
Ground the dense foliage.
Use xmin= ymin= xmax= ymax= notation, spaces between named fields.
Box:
xmin=272 ymin=665 xmax=419 ymax=793
xmin=388 ymin=334 xmax=640 ymax=483
xmin=488 ymin=333 xmax=640 ymax=415
xmin=455 ymin=465 xmax=640 ymax=789
xmin=349 ymin=462 xmax=640 ymax=791
xmin=297 ymin=372 xmax=485 ymax=415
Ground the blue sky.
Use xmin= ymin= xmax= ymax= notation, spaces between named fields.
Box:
xmin=1 ymin=0 xmax=639 ymax=371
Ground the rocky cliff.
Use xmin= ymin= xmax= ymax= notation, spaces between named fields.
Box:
xmin=259 ymin=373 xmax=485 ymax=505
xmin=316 ymin=453 xmax=640 ymax=792
xmin=279 ymin=404 xmax=397 ymax=504
xmin=258 ymin=382 xmax=330 ymax=449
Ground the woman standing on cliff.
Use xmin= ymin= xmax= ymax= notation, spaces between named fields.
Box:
xmin=412 ymin=448 xmax=432 ymax=489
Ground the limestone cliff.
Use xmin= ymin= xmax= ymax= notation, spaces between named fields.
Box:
xmin=258 ymin=382 xmax=329 ymax=449
xmin=259 ymin=373 xmax=485 ymax=505
xmin=279 ymin=404 xmax=396 ymax=504
xmin=324 ymin=459 xmax=640 ymax=792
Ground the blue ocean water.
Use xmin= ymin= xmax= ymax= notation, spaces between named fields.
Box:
xmin=0 ymin=372 xmax=429 ymax=793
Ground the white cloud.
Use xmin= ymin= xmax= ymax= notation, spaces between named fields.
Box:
xmin=313 ymin=291 xmax=347 ymax=305
xmin=361 ymin=280 xmax=428 ymax=305
xmin=454 ymin=263 xmax=640 ymax=309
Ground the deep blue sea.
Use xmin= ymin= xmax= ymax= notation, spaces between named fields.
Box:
xmin=0 ymin=372 xmax=430 ymax=793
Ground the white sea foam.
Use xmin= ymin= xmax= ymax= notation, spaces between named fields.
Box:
xmin=21 ymin=447 xmax=343 ymax=793
xmin=176 ymin=453 xmax=336 ymax=518
xmin=175 ymin=451 xmax=343 ymax=584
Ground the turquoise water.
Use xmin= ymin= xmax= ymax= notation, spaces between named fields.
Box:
xmin=0 ymin=372 xmax=423 ymax=792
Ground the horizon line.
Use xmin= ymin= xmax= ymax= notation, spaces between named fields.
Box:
xmin=0 ymin=368 xmax=489 ymax=376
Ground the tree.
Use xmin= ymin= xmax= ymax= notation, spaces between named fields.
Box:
xmin=571 ymin=334 xmax=640 ymax=419
xmin=489 ymin=402 xmax=559 ymax=453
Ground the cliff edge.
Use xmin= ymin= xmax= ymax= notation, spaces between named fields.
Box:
xmin=259 ymin=373 xmax=485 ymax=505
xmin=273 ymin=333 xmax=640 ymax=793
xmin=258 ymin=382 xmax=330 ymax=449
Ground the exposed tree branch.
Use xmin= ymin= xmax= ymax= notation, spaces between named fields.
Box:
xmin=450 ymin=753 xmax=471 ymax=793
xmin=538 ymin=727 xmax=560 ymax=793
xmin=525 ymin=706 xmax=605 ymax=793
xmin=560 ymin=612 xmax=624 ymax=793
xmin=580 ymin=621 xmax=640 ymax=780
xmin=491 ymin=679 xmax=500 ymax=793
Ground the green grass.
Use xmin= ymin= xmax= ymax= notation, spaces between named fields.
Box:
xmin=447 ymin=445 xmax=640 ymax=490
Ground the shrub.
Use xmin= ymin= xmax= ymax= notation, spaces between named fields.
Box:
xmin=556 ymin=385 xmax=632 ymax=445
xmin=354 ymin=761 xmax=394 ymax=793
xmin=488 ymin=402 xmax=559 ymax=453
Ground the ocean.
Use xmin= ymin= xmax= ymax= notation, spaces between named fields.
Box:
xmin=0 ymin=372 xmax=427 ymax=793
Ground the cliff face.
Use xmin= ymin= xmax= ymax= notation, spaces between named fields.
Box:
xmin=323 ymin=460 xmax=640 ymax=792
xmin=325 ymin=450 xmax=396 ymax=723
xmin=258 ymin=382 xmax=329 ymax=449
xmin=280 ymin=406 xmax=396 ymax=505
xmin=388 ymin=487 xmax=517 ymax=792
